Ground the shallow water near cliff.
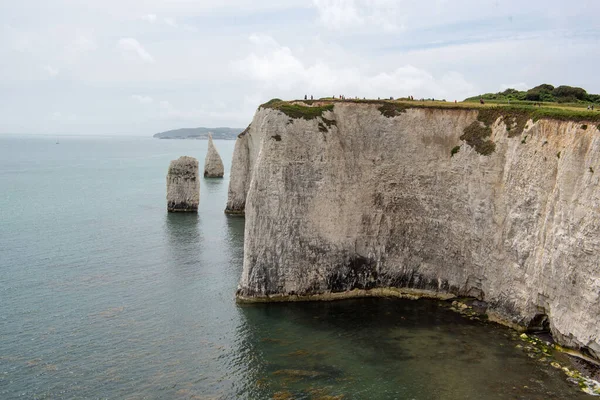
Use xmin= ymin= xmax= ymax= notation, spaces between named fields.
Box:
xmin=0 ymin=135 xmax=590 ymax=399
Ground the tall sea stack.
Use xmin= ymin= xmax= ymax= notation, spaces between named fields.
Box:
xmin=166 ymin=156 xmax=199 ymax=212
xmin=204 ymin=133 xmax=224 ymax=178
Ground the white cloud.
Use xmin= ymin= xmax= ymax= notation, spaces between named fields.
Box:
xmin=2 ymin=0 xmax=600 ymax=135
xmin=51 ymin=111 xmax=77 ymax=121
xmin=233 ymin=34 xmax=476 ymax=100
xmin=312 ymin=0 xmax=403 ymax=31
xmin=43 ymin=65 xmax=59 ymax=77
xmin=182 ymin=25 xmax=198 ymax=32
xmin=164 ymin=17 xmax=177 ymax=27
xmin=3 ymin=24 xmax=35 ymax=52
xmin=141 ymin=14 xmax=157 ymax=23
xmin=117 ymin=38 xmax=154 ymax=63
xmin=157 ymin=100 xmax=242 ymax=121
xmin=159 ymin=100 xmax=200 ymax=119
xmin=139 ymin=14 xmax=197 ymax=32
xmin=131 ymin=94 xmax=153 ymax=104
xmin=70 ymin=35 xmax=97 ymax=53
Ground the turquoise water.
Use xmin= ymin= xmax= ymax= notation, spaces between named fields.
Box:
xmin=0 ymin=135 xmax=589 ymax=399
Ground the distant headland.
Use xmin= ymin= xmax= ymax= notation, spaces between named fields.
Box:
xmin=153 ymin=127 xmax=244 ymax=140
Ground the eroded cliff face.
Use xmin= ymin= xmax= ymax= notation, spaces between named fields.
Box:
xmin=228 ymin=102 xmax=600 ymax=358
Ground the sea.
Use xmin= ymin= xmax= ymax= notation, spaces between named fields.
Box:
xmin=0 ymin=135 xmax=590 ymax=399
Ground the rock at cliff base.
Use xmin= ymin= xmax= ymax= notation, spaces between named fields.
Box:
xmin=204 ymin=133 xmax=224 ymax=178
xmin=166 ymin=156 xmax=199 ymax=212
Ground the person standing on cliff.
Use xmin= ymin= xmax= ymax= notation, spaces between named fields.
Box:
xmin=310 ymin=95 xmax=313 ymax=100
xmin=304 ymin=95 xmax=307 ymax=100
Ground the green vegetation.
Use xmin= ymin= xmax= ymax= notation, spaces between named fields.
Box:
xmin=260 ymin=99 xmax=334 ymax=120
xmin=521 ymin=135 xmax=528 ymax=144
xmin=318 ymin=117 xmax=336 ymax=132
xmin=450 ymin=146 xmax=460 ymax=157
xmin=465 ymin=84 xmax=600 ymax=104
xmin=557 ymin=152 xmax=561 ymax=159
xmin=590 ymin=167 xmax=594 ymax=173
xmin=378 ymin=102 xmax=409 ymax=118
xmin=581 ymin=124 xmax=588 ymax=130
xmin=260 ymin=98 xmax=600 ymax=144
xmin=322 ymin=117 xmax=336 ymax=129
xmin=526 ymin=106 xmax=600 ymax=123
xmin=261 ymin=98 xmax=283 ymax=107
xmin=461 ymin=120 xmax=496 ymax=156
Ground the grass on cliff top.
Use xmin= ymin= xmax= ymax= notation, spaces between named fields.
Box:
xmin=260 ymin=99 xmax=334 ymax=120
xmin=260 ymin=98 xmax=600 ymax=124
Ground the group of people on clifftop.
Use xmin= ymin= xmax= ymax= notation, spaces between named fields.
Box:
xmin=302 ymin=95 xmax=423 ymax=101
xmin=301 ymin=94 xmax=460 ymax=103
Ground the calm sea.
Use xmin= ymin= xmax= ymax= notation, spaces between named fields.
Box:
xmin=0 ymin=135 xmax=589 ymax=399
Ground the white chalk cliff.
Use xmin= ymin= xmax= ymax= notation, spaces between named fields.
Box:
xmin=167 ymin=156 xmax=200 ymax=212
xmin=204 ymin=133 xmax=225 ymax=178
xmin=227 ymin=100 xmax=600 ymax=359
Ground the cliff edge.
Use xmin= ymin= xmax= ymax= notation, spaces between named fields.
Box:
xmin=227 ymin=99 xmax=600 ymax=359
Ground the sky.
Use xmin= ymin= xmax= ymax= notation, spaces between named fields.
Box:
xmin=1 ymin=0 xmax=599 ymax=135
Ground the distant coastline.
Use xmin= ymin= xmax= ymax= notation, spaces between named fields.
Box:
xmin=153 ymin=127 xmax=244 ymax=140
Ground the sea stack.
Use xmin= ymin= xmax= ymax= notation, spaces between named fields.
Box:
xmin=166 ymin=156 xmax=199 ymax=212
xmin=204 ymin=133 xmax=224 ymax=178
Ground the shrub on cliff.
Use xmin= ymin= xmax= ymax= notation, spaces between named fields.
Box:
xmin=260 ymin=99 xmax=334 ymax=121
xmin=525 ymin=84 xmax=555 ymax=101
xmin=465 ymin=84 xmax=599 ymax=104
xmin=553 ymin=85 xmax=587 ymax=101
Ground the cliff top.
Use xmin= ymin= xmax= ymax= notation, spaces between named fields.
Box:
xmin=260 ymin=98 xmax=600 ymax=125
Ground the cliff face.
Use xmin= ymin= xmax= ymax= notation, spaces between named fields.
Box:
xmin=203 ymin=133 xmax=225 ymax=178
xmin=225 ymin=124 xmax=261 ymax=214
xmin=228 ymin=102 xmax=600 ymax=358
xmin=167 ymin=156 xmax=200 ymax=212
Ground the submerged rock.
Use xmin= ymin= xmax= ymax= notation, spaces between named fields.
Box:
xmin=166 ymin=156 xmax=199 ymax=212
xmin=204 ymin=133 xmax=224 ymax=178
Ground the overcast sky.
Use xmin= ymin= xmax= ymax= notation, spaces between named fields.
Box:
xmin=1 ymin=0 xmax=599 ymax=135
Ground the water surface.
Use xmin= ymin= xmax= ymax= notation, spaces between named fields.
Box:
xmin=0 ymin=135 xmax=588 ymax=399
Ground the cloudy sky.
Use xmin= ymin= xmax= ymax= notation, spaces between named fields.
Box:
xmin=1 ymin=0 xmax=599 ymax=135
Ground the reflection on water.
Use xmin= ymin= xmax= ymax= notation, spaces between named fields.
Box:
xmin=203 ymin=176 xmax=227 ymax=195
xmin=0 ymin=136 xmax=591 ymax=400
xmin=165 ymin=212 xmax=202 ymax=247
